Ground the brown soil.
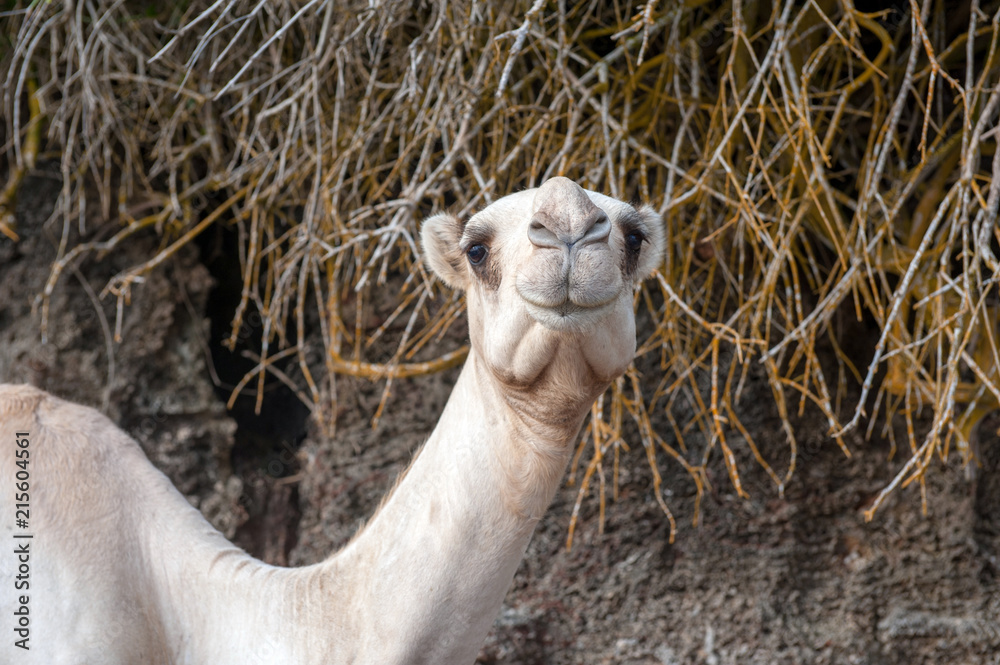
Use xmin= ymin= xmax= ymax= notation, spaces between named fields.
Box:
xmin=2 ymin=172 xmax=999 ymax=664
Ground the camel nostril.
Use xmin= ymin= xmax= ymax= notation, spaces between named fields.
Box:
xmin=577 ymin=212 xmax=611 ymax=247
xmin=527 ymin=216 xmax=564 ymax=249
xmin=528 ymin=209 xmax=611 ymax=250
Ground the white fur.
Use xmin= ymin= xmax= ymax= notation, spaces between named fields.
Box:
xmin=0 ymin=177 xmax=664 ymax=664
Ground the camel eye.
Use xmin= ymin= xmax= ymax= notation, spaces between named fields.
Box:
xmin=467 ymin=244 xmax=488 ymax=266
xmin=624 ymin=230 xmax=644 ymax=252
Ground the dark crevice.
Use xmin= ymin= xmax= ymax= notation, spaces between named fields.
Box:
xmin=197 ymin=220 xmax=309 ymax=564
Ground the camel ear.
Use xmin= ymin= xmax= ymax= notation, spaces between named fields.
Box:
xmin=634 ymin=205 xmax=666 ymax=280
xmin=421 ymin=213 xmax=468 ymax=290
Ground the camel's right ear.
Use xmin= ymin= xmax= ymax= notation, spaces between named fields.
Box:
xmin=420 ymin=213 xmax=468 ymax=290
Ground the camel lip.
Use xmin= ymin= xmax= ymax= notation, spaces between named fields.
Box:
xmin=522 ymin=298 xmax=617 ymax=332
xmin=515 ymin=274 xmax=622 ymax=309
xmin=516 ymin=288 xmax=620 ymax=312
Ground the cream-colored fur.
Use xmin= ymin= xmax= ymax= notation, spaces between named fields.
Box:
xmin=0 ymin=177 xmax=664 ymax=664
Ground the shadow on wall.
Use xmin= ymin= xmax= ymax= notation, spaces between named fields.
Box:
xmin=198 ymin=220 xmax=311 ymax=564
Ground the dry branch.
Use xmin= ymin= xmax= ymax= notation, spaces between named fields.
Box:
xmin=2 ymin=0 xmax=1000 ymax=535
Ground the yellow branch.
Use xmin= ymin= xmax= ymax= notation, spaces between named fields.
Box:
xmin=0 ymin=78 xmax=42 ymax=242
xmin=327 ymin=346 xmax=468 ymax=380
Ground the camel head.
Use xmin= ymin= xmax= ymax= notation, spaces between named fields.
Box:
xmin=421 ymin=177 xmax=665 ymax=401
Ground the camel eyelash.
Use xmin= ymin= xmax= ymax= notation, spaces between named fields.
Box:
xmin=460 ymin=227 xmax=495 ymax=256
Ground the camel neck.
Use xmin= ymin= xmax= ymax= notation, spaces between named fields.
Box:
xmin=318 ymin=352 xmax=588 ymax=663
xmin=157 ymin=352 xmax=593 ymax=664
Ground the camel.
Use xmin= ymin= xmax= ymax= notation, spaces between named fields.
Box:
xmin=0 ymin=176 xmax=664 ymax=664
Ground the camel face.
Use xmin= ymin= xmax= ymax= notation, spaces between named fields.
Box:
xmin=422 ymin=177 xmax=664 ymax=388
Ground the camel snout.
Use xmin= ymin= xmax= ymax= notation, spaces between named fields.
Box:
xmin=528 ymin=177 xmax=610 ymax=251
xmin=527 ymin=207 xmax=610 ymax=251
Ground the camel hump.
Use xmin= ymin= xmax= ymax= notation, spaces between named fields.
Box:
xmin=0 ymin=383 xmax=48 ymax=418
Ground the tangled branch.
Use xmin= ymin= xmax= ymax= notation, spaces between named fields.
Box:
xmin=3 ymin=0 xmax=999 ymax=541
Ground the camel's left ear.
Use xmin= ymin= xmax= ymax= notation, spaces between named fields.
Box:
xmin=634 ymin=205 xmax=666 ymax=280
xmin=421 ymin=212 xmax=468 ymax=290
